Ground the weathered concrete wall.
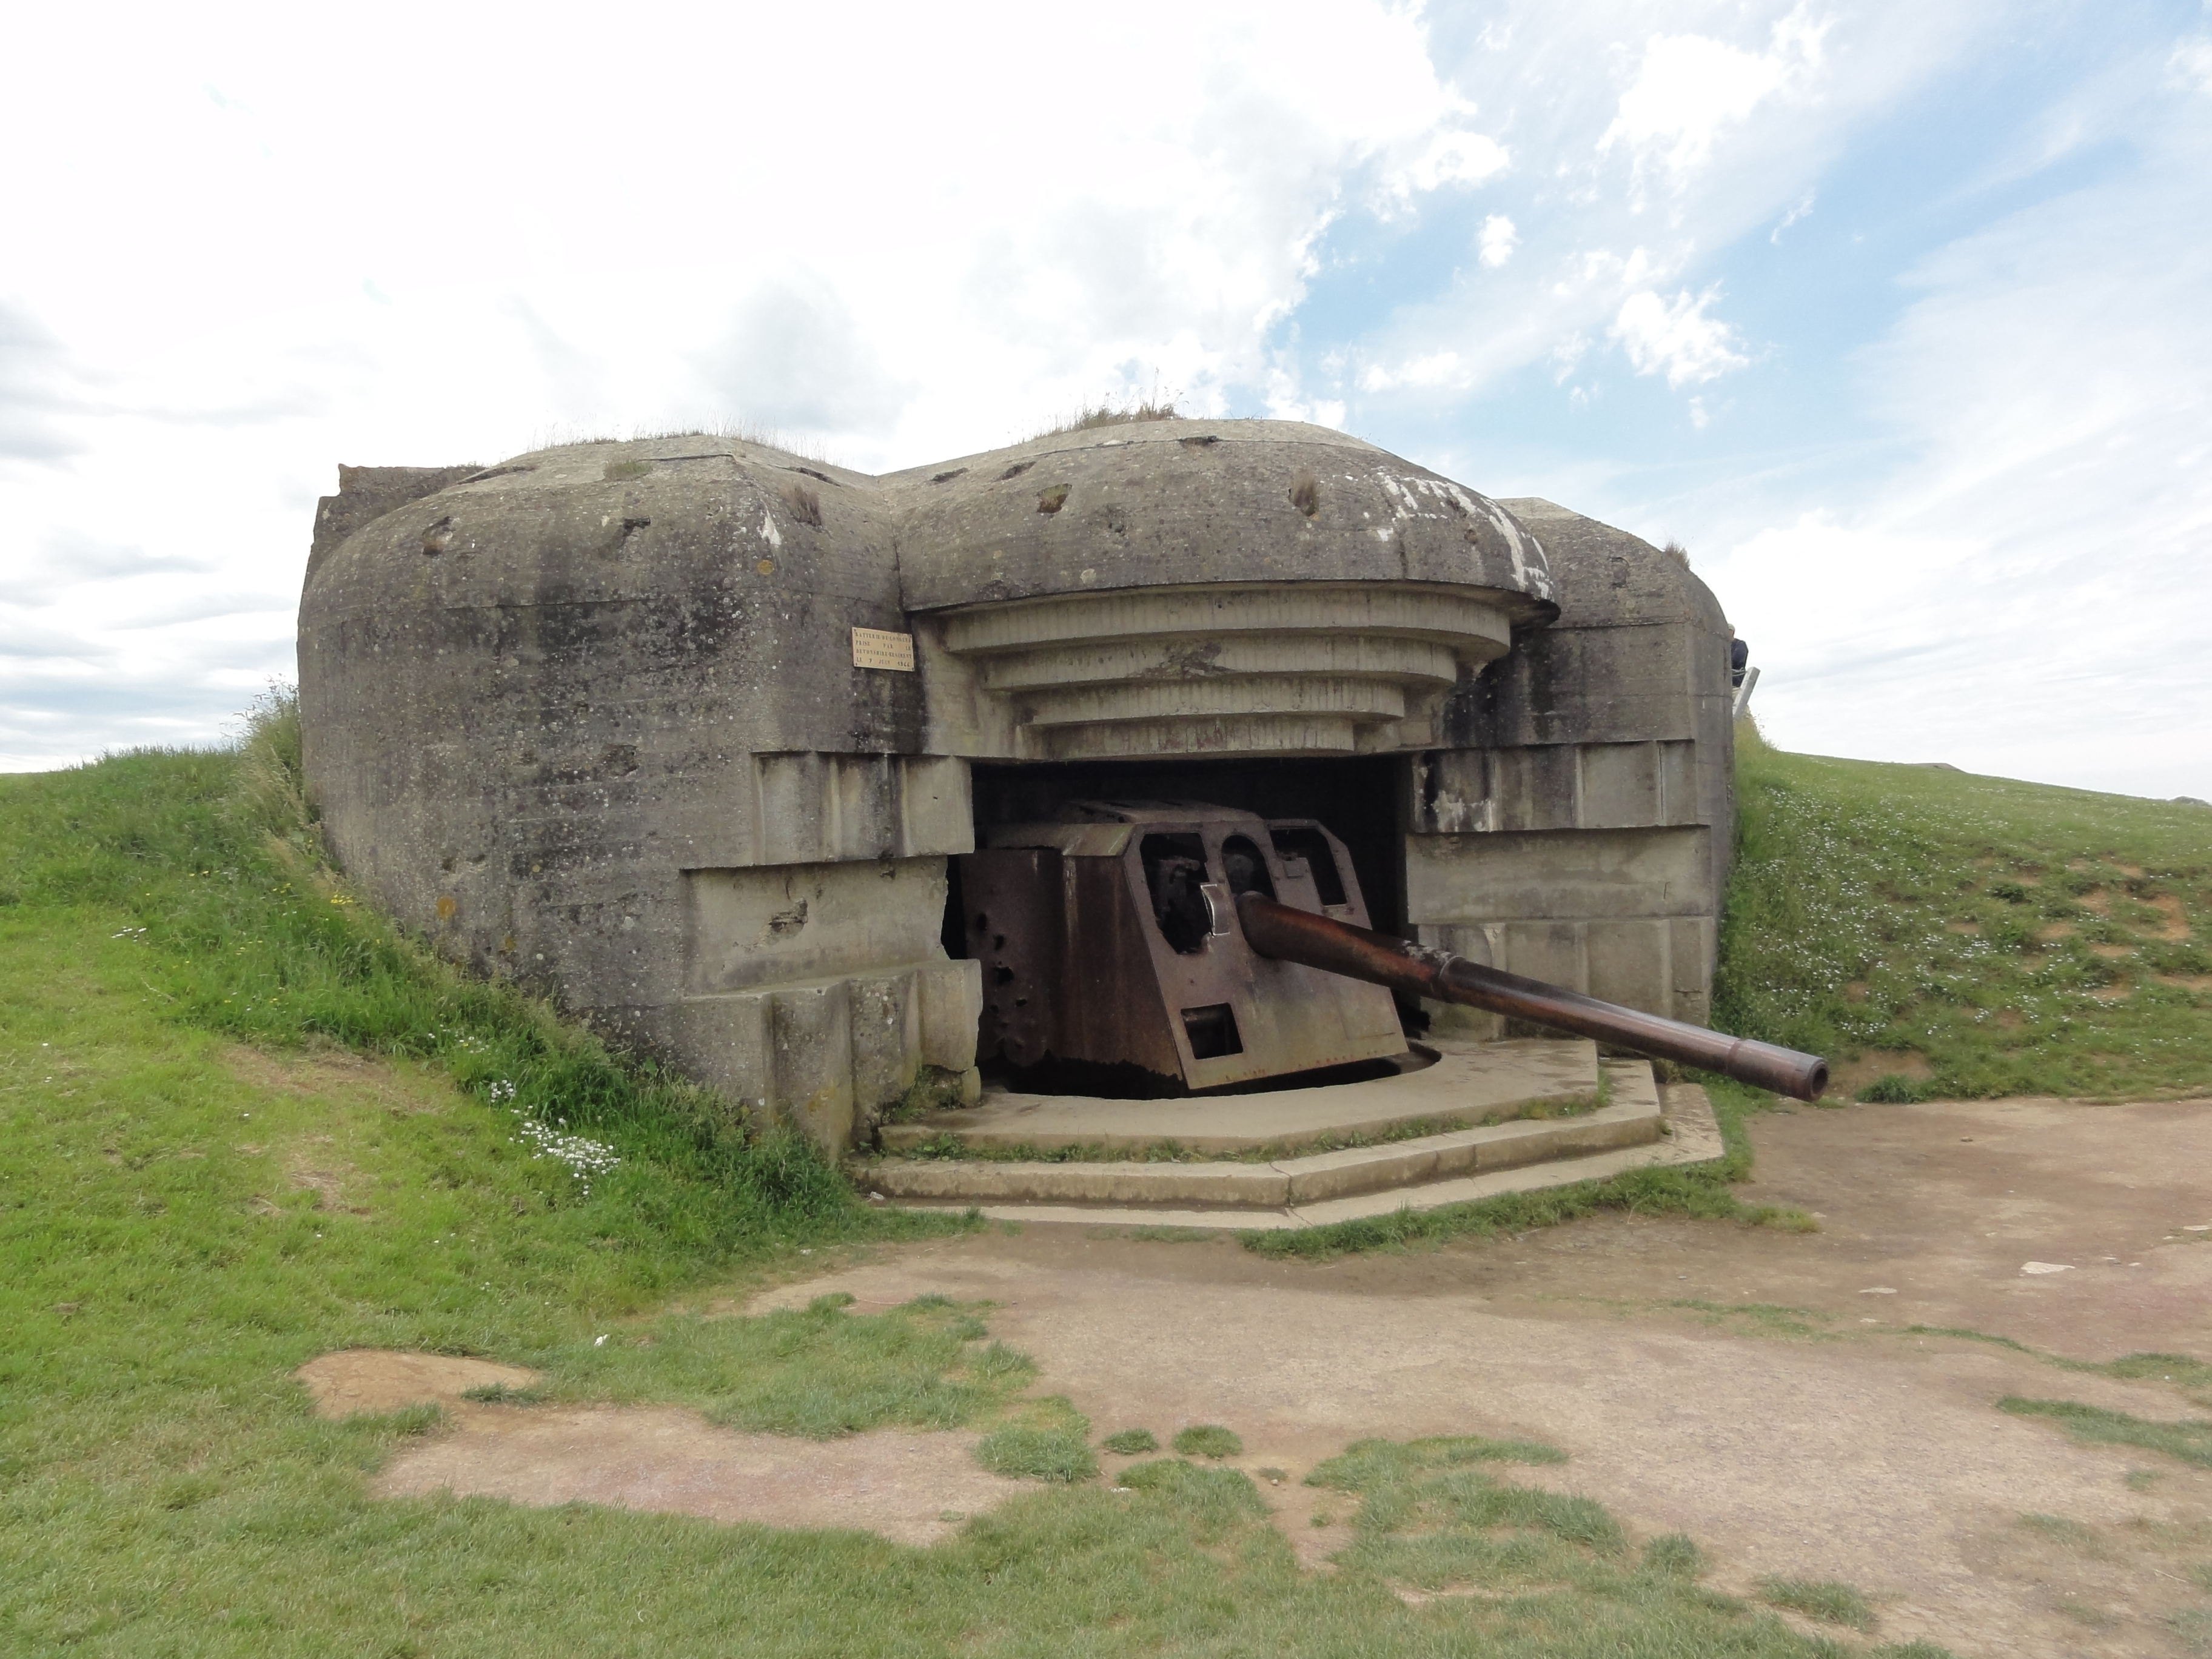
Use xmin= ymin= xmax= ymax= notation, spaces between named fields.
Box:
xmin=298 ymin=440 xmax=980 ymax=1147
xmin=299 ymin=424 xmax=1727 ymax=1144
xmin=888 ymin=421 xmax=1553 ymax=611
xmin=1408 ymin=499 xmax=1735 ymax=1032
xmin=306 ymin=464 xmax=483 ymax=586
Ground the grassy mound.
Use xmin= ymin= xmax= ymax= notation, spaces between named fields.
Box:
xmin=1721 ymin=722 xmax=2212 ymax=1101
xmin=0 ymin=695 xmax=948 ymax=1278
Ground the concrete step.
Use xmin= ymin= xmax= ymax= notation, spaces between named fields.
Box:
xmin=870 ymin=1081 xmax=1724 ymax=1231
xmin=879 ymin=1036 xmax=1600 ymax=1158
xmin=868 ymin=1059 xmax=1657 ymax=1207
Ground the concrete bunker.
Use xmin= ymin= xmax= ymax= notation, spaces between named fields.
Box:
xmin=298 ymin=418 xmax=1742 ymax=1151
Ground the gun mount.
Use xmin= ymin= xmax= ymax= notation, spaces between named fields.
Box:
xmin=959 ymin=801 xmax=1409 ymax=1093
xmin=961 ymin=799 xmax=1827 ymax=1102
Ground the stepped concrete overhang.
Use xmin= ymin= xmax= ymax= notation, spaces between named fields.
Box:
xmin=883 ymin=420 xmax=1556 ymax=760
xmin=298 ymin=415 xmax=1736 ymax=1161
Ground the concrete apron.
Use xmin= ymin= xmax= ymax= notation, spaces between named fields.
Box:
xmin=862 ymin=1038 xmax=1726 ymax=1230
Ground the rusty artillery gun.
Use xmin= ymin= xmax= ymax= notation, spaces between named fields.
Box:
xmin=957 ymin=800 xmax=1827 ymax=1101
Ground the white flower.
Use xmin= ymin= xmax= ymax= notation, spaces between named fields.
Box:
xmin=510 ymin=1107 xmax=620 ymax=1184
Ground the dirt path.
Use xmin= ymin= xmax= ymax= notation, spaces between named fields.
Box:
xmin=749 ymin=1096 xmax=2212 ymax=1658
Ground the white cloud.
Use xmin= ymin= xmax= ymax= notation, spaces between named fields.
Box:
xmin=1478 ymin=215 xmax=1519 ymax=267
xmin=1610 ymin=288 xmax=1750 ymax=387
xmin=1262 ymin=361 xmax=1347 ymax=431
xmin=1335 ymin=1 xmax=1988 ymax=419
xmin=2169 ymin=34 xmax=2212 ymax=94
xmin=1771 ymin=191 xmax=1817 ymax=241
xmin=1382 ymin=128 xmax=1511 ymax=203
xmin=0 ymin=300 xmax=84 ymax=464
xmin=1557 ymin=246 xmax=1666 ymax=298
xmin=1601 ymin=4 xmax=1831 ymax=184
xmin=697 ymin=272 xmax=911 ymax=440
xmin=1359 ymin=351 xmax=1466 ymax=394
xmin=13 ymin=531 xmax=214 ymax=602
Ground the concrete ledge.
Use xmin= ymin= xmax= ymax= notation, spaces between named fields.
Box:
xmin=1657 ymin=1081 xmax=1725 ymax=1162
xmin=868 ymin=1059 xmax=1675 ymax=1210
xmin=866 ymin=1159 xmax=1290 ymax=1207
xmin=1272 ymin=1061 xmax=1660 ymax=1201
xmin=879 ymin=1037 xmax=1598 ymax=1156
xmin=883 ymin=1072 xmax=1724 ymax=1231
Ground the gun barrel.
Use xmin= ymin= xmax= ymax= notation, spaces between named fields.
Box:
xmin=1235 ymin=893 xmax=1829 ymax=1101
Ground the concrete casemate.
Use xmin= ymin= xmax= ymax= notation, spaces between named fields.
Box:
xmin=297 ymin=418 xmax=1735 ymax=1150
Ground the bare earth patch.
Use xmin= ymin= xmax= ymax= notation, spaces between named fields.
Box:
xmin=1828 ymin=1047 xmax=1935 ymax=1098
xmin=750 ymin=1093 xmax=2212 ymax=1658
xmin=297 ymin=1349 xmax=541 ymax=1418
xmin=2143 ymin=893 xmax=2193 ymax=941
xmin=227 ymin=1045 xmax=458 ymax=1216
xmin=298 ymin=1348 xmax=1028 ymax=1546
xmin=376 ymin=1409 xmax=1026 ymax=1546
xmin=284 ymin=1133 xmax=368 ymax=1213
xmin=224 ymin=1043 xmax=451 ymax=1115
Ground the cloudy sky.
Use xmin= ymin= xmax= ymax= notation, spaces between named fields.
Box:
xmin=4 ymin=0 xmax=2208 ymax=799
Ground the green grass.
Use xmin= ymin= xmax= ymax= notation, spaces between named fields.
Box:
xmin=1100 ymin=1428 xmax=1158 ymax=1455
xmin=3 ymin=729 xmax=1885 ymax=1655
xmin=1720 ymin=720 xmax=2212 ymax=1100
xmin=537 ymin=1292 xmax=1042 ymax=1438
xmin=2096 ymin=1351 xmax=2212 ymax=1403
xmin=1997 ymin=1397 xmax=2212 ymax=1467
xmin=1171 ymin=1424 xmax=1243 ymax=1460
xmin=1669 ymin=1300 xmax=1837 ymax=1339
xmin=1 ymin=703 xmax=951 ymax=1277
xmin=975 ymin=1396 xmax=1098 ymax=1483
xmin=1117 ymin=1457 xmax=1272 ymax=1527
xmin=881 ymin=1065 xmax=973 ymax=1124
xmin=1305 ymin=1435 xmax=1628 ymax=1584
xmin=1032 ymin=398 xmax=1181 ymax=438
xmin=1756 ymin=1577 xmax=1877 ymax=1631
xmin=1642 ymin=1533 xmax=1704 ymax=1578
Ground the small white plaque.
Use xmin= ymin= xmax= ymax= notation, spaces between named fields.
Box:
xmin=851 ymin=627 xmax=916 ymax=672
